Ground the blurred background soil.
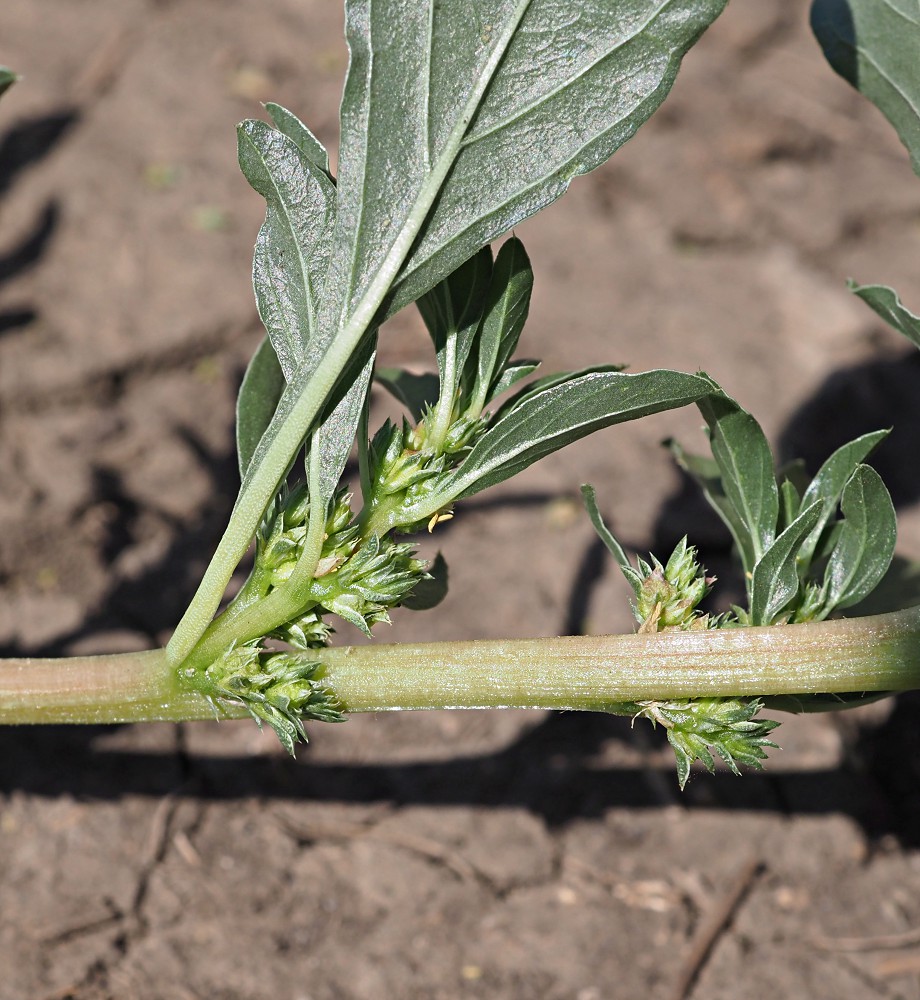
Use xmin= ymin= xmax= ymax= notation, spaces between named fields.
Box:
xmin=3 ymin=1 xmax=920 ymax=997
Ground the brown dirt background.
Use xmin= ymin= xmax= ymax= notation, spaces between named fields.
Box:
xmin=3 ymin=1 xmax=920 ymax=997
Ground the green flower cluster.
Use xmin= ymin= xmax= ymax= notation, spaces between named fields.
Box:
xmin=256 ymin=482 xmax=432 ymax=639
xmin=200 ymin=645 xmax=344 ymax=754
xmin=633 ymin=697 xmax=780 ymax=790
xmin=632 ymin=538 xmax=714 ymax=632
xmin=360 ymin=416 xmax=486 ymax=536
xmin=306 ymin=532 xmax=429 ymax=636
xmin=256 ymin=484 xmax=350 ymax=589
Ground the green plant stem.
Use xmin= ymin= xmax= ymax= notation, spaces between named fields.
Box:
xmin=316 ymin=606 xmax=920 ymax=711
xmin=5 ymin=607 xmax=920 ymax=724
xmin=0 ymin=649 xmax=241 ymax=725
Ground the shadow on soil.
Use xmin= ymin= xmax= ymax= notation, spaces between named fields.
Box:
xmin=0 ymin=704 xmax=915 ymax=842
xmin=0 ymin=108 xmax=78 ymax=336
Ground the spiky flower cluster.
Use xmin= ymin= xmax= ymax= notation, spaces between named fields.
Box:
xmin=626 ymin=542 xmax=778 ymax=785
xmin=413 ymin=407 xmax=488 ymax=457
xmin=633 ymin=538 xmax=714 ymax=632
xmin=579 ymin=502 xmax=781 ymax=785
xmin=633 ymin=697 xmax=780 ymax=789
xmin=254 ymin=480 xmax=433 ymax=639
xmin=256 ymin=484 xmax=351 ymax=590
xmin=271 ymin=609 xmax=331 ymax=652
xmin=306 ymin=533 xmax=429 ymax=635
xmin=362 ymin=419 xmax=473 ymax=535
xmin=201 ymin=645 xmax=344 ymax=754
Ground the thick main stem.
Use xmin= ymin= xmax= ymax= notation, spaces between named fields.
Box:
xmin=4 ymin=607 xmax=920 ymax=725
xmin=315 ymin=606 xmax=920 ymax=711
xmin=0 ymin=650 xmax=241 ymax=725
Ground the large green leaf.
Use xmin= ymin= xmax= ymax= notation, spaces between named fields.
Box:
xmin=812 ymin=0 xmax=920 ymax=175
xmin=849 ymin=282 xmax=920 ymax=350
xmin=823 ymin=464 xmax=897 ymax=610
xmin=425 ymin=370 xmax=713 ymax=507
xmin=325 ymin=0 xmax=729 ymax=330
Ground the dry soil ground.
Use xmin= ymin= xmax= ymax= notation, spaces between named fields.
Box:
xmin=3 ymin=1 xmax=920 ymax=998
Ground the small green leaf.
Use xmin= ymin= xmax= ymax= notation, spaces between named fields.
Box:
xmin=488 ymin=360 xmax=541 ymax=400
xmin=0 ymin=68 xmax=17 ymax=99
xmin=238 ymin=118 xmax=336 ymax=378
xmin=849 ymin=282 xmax=920 ymax=350
xmin=580 ymin=484 xmax=643 ymax=596
xmin=375 ymin=367 xmax=441 ymax=422
xmin=401 ymin=552 xmax=449 ymax=610
xmin=430 ymin=370 xmax=713 ymax=508
xmin=470 ymin=237 xmax=533 ymax=411
xmin=848 ymin=555 xmax=920 ymax=616
xmin=812 ymin=0 xmax=920 ymax=175
xmin=750 ymin=501 xmax=822 ymax=625
xmin=798 ymin=427 xmax=889 ymax=565
xmin=237 ymin=335 xmax=286 ymax=477
xmin=823 ymin=464 xmax=896 ymax=611
xmin=697 ymin=394 xmax=779 ymax=572
xmin=417 ymin=246 xmax=493 ymax=412
xmin=264 ymin=102 xmax=333 ymax=180
xmin=778 ymin=478 xmax=802 ymax=533
xmin=667 ymin=439 xmax=752 ymax=565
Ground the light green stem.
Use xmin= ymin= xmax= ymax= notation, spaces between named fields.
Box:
xmin=0 ymin=649 xmax=242 ymax=725
xmin=4 ymin=607 xmax=920 ymax=725
xmin=315 ymin=607 xmax=920 ymax=711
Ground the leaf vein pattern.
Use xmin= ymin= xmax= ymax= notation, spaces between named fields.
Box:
xmin=460 ymin=0 xmax=678 ymax=148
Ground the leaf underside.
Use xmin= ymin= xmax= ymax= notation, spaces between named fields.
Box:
xmin=850 ymin=282 xmax=920 ymax=350
xmin=812 ymin=0 xmax=920 ymax=176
